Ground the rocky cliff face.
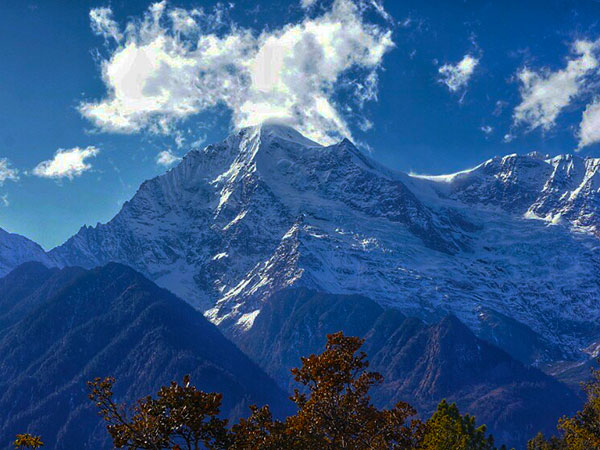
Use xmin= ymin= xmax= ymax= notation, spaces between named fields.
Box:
xmin=415 ymin=152 xmax=600 ymax=235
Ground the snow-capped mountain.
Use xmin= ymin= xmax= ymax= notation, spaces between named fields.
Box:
xmin=414 ymin=152 xmax=600 ymax=235
xmin=0 ymin=227 xmax=52 ymax=277
xmin=49 ymin=124 xmax=600 ymax=362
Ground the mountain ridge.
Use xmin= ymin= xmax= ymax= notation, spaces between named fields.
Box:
xmin=410 ymin=151 xmax=600 ymax=236
xmin=0 ymin=261 xmax=290 ymax=450
xmin=3 ymin=124 xmax=600 ymax=364
xmin=237 ymin=288 xmax=580 ymax=448
xmin=0 ymin=227 xmax=53 ymax=277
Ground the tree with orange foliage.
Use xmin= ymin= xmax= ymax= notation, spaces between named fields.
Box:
xmin=88 ymin=375 xmax=229 ymax=450
xmin=20 ymin=331 xmax=509 ymax=449
xmin=282 ymin=331 xmax=424 ymax=449
xmin=89 ymin=332 xmax=424 ymax=449
xmin=20 ymin=332 xmax=507 ymax=449
xmin=13 ymin=434 xmax=43 ymax=449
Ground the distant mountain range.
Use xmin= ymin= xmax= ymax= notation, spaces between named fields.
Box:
xmin=0 ymin=264 xmax=580 ymax=449
xmin=1 ymin=124 xmax=599 ymax=447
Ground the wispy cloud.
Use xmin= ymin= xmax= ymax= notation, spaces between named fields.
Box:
xmin=80 ymin=0 xmax=394 ymax=145
xmin=503 ymin=133 xmax=515 ymax=143
xmin=300 ymin=0 xmax=317 ymax=9
xmin=33 ymin=146 xmax=99 ymax=180
xmin=438 ymin=54 xmax=479 ymax=92
xmin=156 ymin=149 xmax=182 ymax=167
xmin=513 ymin=40 xmax=599 ymax=132
xmin=0 ymin=158 xmax=19 ymax=185
xmin=0 ymin=159 xmax=19 ymax=208
xmin=89 ymin=7 xmax=122 ymax=43
xmin=191 ymin=135 xmax=207 ymax=149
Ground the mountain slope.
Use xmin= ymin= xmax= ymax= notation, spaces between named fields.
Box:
xmin=0 ymin=228 xmax=52 ymax=277
xmin=0 ymin=262 xmax=289 ymax=450
xmin=49 ymin=124 xmax=600 ymax=362
xmin=50 ymin=124 xmax=470 ymax=318
xmin=238 ymin=288 xmax=580 ymax=448
xmin=0 ymin=261 xmax=85 ymax=331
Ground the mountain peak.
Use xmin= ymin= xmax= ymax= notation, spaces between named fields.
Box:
xmin=241 ymin=122 xmax=324 ymax=148
xmin=48 ymin=128 xmax=600 ymax=364
xmin=0 ymin=228 xmax=52 ymax=277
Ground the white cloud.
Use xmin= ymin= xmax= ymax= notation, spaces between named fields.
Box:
xmin=399 ymin=17 xmax=411 ymax=28
xmin=480 ymin=125 xmax=493 ymax=134
xmin=359 ymin=118 xmax=373 ymax=132
xmin=156 ymin=149 xmax=182 ymax=167
xmin=503 ymin=133 xmax=515 ymax=143
xmin=168 ymin=7 xmax=202 ymax=34
xmin=493 ymin=100 xmax=507 ymax=116
xmin=79 ymin=0 xmax=394 ymax=144
xmin=300 ymin=0 xmax=317 ymax=9
xmin=438 ymin=54 xmax=479 ymax=92
xmin=514 ymin=40 xmax=599 ymax=131
xmin=577 ymin=98 xmax=600 ymax=149
xmin=33 ymin=146 xmax=99 ymax=180
xmin=0 ymin=158 xmax=19 ymax=185
xmin=90 ymin=7 xmax=122 ymax=43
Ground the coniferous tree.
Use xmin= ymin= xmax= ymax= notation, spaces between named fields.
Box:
xmin=527 ymin=432 xmax=566 ymax=450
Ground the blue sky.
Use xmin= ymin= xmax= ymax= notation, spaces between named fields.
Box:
xmin=2 ymin=0 xmax=600 ymax=248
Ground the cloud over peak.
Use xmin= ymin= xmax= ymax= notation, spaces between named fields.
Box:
xmin=33 ymin=147 xmax=99 ymax=180
xmin=156 ymin=149 xmax=182 ymax=167
xmin=80 ymin=0 xmax=394 ymax=144
xmin=578 ymin=98 xmax=600 ymax=149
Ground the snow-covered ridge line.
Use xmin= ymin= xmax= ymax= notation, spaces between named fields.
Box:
xmin=409 ymin=165 xmax=482 ymax=183
xmin=410 ymin=152 xmax=600 ymax=237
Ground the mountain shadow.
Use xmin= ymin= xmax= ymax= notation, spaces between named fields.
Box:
xmin=0 ymin=262 xmax=290 ymax=450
